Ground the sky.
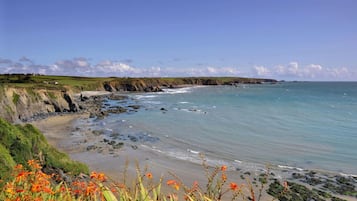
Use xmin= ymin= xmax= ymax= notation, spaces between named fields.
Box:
xmin=1 ymin=0 xmax=357 ymax=80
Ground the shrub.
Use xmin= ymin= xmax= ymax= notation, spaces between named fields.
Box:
xmin=12 ymin=92 xmax=20 ymax=104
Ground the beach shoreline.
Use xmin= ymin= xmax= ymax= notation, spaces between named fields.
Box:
xmin=30 ymin=90 xmax=357 ymax=200
xmin=31 ymin=111 xmax=275 ymax=199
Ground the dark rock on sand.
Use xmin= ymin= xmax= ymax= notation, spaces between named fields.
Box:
xmin=128 ymin=105 xmax=141 ymax=110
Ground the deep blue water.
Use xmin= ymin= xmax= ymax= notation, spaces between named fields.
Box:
xmin=102 ymin=82 xmax=357 ymax=174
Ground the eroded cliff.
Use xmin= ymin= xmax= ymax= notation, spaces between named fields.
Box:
xmin=0 ymin=86 xmax=78 ymax=122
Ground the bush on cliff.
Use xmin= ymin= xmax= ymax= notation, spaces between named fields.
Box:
xmin=0 ymin=118 xmax=88 ymax=182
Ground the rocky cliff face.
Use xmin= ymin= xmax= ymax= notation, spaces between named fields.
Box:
xmin=0 ymin=86 xmax=78 ymax=123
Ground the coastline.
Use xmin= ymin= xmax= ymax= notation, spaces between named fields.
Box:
xmin=29 ymin=89 xmax=357 ymax=200
xmin=31 ymin=111 xmax=275 ymax=199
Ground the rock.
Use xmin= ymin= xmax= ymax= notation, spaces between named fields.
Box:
xmin=86 ymin=145 xmax=97 ymax=151
xmin=89 ymin=113 xmax=96 ymax=118
xmin=128 ymin=105 xmax=140 ymax=110
xmin=107 ymin=106 xmax=127 ymax=114
xmin=112 ymin=142 xmax=124 ymax=149
xmin=128 ymin=135 xmax=138 ymax=142
xmin=103 ymin=83 xmax=113 ymax=92
xmin=109 ymin=94 xmax=127 ymax=100
xmin=92 ymin=130 xmax=104 ymax=136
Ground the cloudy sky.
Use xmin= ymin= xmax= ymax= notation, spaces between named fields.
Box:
xmin=1 ymin=0 xmax=356 ymax=80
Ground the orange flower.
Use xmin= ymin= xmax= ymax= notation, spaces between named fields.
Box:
xmin=167 ymin=180 xmax=177 ymax=185
xmin=221 ymin=173 xmax=227 ymax=181
xmin=31 ymin=183 xmax=42 ymax=193
xmin=5 ymin=183 xmax=15 ymax=195
xmin=90 ymin=171 xmax=106 ymax=181
xmin=43 ymin=187 xmax=53 ymax=194
xmin=16 ymin=189 xmax=24 ymax=193
xmin=167 ymin=180 xmax=180 ymax=190
xmin=28 ymin=160 xmax=41 ymax=169
xmin=173 ymin=183 xmax=180 ymax=190
xmin=221 ymin=165 xmax=227 ymax=171
xmin=14 ymin=164 xmax=23 ymax=170
xmin=230 ymin=182 xmax=238 ymax=191
xmin=98 ymin=172 xmax=106 ymax=182
xmin=15 ymin=171 xmax=31 ymax=182
xmin=146 ymin=172 xmax=153 ymax=179
xmin=85 ymin=182 xmax=97 ymax=196
xmin=90 ymin=171 xmax=98 ymax=179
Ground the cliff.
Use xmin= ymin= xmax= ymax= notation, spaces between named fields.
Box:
xmin=0 ymin=86 xmax=79 ymax=123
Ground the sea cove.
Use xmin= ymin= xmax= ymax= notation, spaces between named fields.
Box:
xmin=6 ymin=80 xmax=357 ymax=200
xmin=74 ymin=82 xmax=357 ymax=175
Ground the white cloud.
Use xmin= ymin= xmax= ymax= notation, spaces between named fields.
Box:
xmin=0 ymin=56 xmax=355 ymax=80
xmin=253 ymin=65 xmax=270 ymax=76
xmin=253 ymin=62 xmax=355 ymax=81
xmin=287 ymin=62 xmax=299 ymax=75
xmin=95 ymin=60 xmax=140 ymax=75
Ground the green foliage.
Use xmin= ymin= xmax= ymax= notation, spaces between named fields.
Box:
xmin=26 ymin=88 xmax=42 ymax=101
xmin=0 ymin=144 xmax=16 ymax=181
xmin=0 ymin=118 xmax=89 ymax=182
xmin=5 ymin=106 xmax=14 ymax=115
xmin=12 ymin=92 xmax=20 ymax=104
xmin=47 ymin=91 xmax=57 ymax=99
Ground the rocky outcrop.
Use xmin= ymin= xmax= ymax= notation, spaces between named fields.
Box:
xmin=102 ymin=77 xmax=277 ymax=92
xmin=0 ymin=86 xmax=79 ymax=122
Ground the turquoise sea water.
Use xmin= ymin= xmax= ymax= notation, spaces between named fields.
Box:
xmin=103 ymin=82 xmax=357 ymax=175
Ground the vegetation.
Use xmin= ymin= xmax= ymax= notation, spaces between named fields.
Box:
xmin=0 ymin=159 xmax=288 ymax=201
xmin=47 ymin=91 xmax=57 ymax=99
xmin=0 ymin=74 xmax=276 ymax=92
xmin=12 ymin=92 xmax=20 ymax=105
xmin=26 ymin=88 xmax=42 ymax=101
xmin=0 ymin=118 xmax=88 ymax=184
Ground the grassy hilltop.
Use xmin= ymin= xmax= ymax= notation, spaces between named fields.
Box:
xmin=0 ymin=74 xmax=276 ymax=92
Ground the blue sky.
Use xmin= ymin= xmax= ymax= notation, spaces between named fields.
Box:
xmin=1 ymin=0 xmax=356 ymax=80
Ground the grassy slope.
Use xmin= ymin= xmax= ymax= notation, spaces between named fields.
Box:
xmin=0 ymin=118 xmax=88 ymax=182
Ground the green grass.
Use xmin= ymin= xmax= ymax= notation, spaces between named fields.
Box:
xmin=0 ymin=74 xmax=276 ymax=93
xmin=12 ymin=92 xmax=20 ymax=105
xmin=0 ymin=118 xmax=88 ymax=183
xmin=26 ymin=88 xmax=42 ymax=101
xmin=47 ymin=91 xmax=57 ymax=99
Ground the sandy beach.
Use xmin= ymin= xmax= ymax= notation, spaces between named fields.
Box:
xmin=31 ymin=112 xmax=275 ymax=199
xmin=30 ymin=112 xmax=357 ymax=201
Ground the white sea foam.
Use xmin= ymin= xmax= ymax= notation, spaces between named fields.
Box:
xmin=339 ymin=173 xmax=357 ymax=178
xmin=277 ymin=165 xmax=304 ymax=171
xmin=135 ymin=94 xmax=158 ymax=99
xmin=142 ymin=100 xmax=162 ymax=105
xmin=161 ymin=87 xmax=192 ymax=94
xmin=179 ymin=101 xmax=190 ymax=104
xmin=187 ymin=149 xmax=200 ymax=154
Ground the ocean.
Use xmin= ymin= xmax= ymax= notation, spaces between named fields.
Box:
xmin=97 ymin=82 xmax=357 ymax=175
